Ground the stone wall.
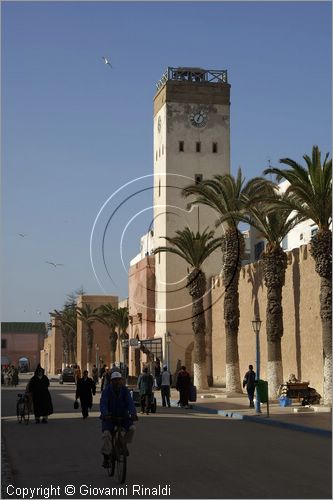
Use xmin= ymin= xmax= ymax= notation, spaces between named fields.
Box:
xmin=211 ymin=244 xmax=323 ymax=395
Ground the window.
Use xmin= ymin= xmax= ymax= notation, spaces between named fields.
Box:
xmin=158 ymin=252 xmax=160 ymax=264
xmin=311 ymin=227 xmax=318 ymax=237
xmin=212 ymin=142 xmax=218 ymax=153
xmin=158 ymin=179 xmax=161 ymax=197
xmin=159 ymin=148 xmax=161 ymax=157
xmin=196 ymin=142 xmax=201 ymax=153
xmin=254 ymin=241 xmax=265 ymax=261
xmin=300 ymin=233 xmax=303 ymax=240
xmin=281 ymin=236 xmax=288 ymax=250
xmin=195 ymin=174 xmax=203 ymax=184
xmin=162 ymin=144 xmax=164 ymax=155
xmin=155 ymin=151 xmax=158 ymax=161
xmin=1 ymin=339 xmax=7 ymax=349
xmin=179 ymin=141 xmax=184 ymax=152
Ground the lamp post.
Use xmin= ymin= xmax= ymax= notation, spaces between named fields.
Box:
xmin=251 ymin=317 xmax=262 ymax=414
xmin=95 ymin=344 xmax=99 ymax=372
xmin=165 ymin=331 xmax=171 ymax=368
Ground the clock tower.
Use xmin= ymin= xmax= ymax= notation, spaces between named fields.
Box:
xmin=153 ymin=67 xmax=231 ymax=374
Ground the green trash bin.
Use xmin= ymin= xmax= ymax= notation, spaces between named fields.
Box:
xmin=256 ymin=379 xmax=268 ymax=403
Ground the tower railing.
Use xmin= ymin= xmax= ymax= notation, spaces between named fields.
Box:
xmin=156 ymin=67 xmax=228 ymax=91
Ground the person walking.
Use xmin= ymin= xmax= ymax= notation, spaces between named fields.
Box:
xmin=27 ymin=364 xmax=53 ymax=423
xmin=92 ymin=365 xmax=99 ymax=386
xmin=176 ymin=366 xmax=191 ymax=409
xmin=100 ymin=371 xmax=138 ymax=468
xmin=160 ymin=365 xmax=172 ymax=408
xmin=75 ymin=370 xmax=96 ymax=418
xmin=137 ymin=367 xmax=154 ymax=415
xmin=154 ymin=358 xmax=161 ymax=389
xmin=243 ymin=364 xmax=256 ymax=408
xmin=101 ymin=367 xmax=111 ymax=391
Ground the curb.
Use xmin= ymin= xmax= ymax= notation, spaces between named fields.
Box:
xmin=189 ymin=403 xmax=332 ymax=437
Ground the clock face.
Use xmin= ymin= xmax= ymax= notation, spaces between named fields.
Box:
xmin=189 ymin=110 xmax=208 ymax=128
xmin=157 ymin=116 xmax=162 ymax=133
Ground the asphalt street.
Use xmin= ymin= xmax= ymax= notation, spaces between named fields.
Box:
xmin=1 ymin=377 xmax=331 ymax=499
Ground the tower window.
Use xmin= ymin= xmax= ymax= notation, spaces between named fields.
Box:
xmin=195 ymin=174 xmax=203 ymax=184
xmin=162 ymin=144 xmax=164 ymax=155
xmin=156 ymin=151 xmax=158 ymax=161
xmin=158 ymin=179 xmax=161 ymax=197
xmin=1 ymin=339 xmax=7 ymax=348
xmin=179 ymin=141 xmax=184 ymax=152
xmin=212 ymin=142 xmax=218 ymax=153
xmin=159 ymin=148 xmax=161 ymax=157
xmin=196 ymin=142 xmax=201 ymax=153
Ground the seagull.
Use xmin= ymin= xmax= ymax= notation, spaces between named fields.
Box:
xmin=102 ymin=56 xmax=112 ymax=68
xmin=45 ymin=261 xmax=64 ymax=268
xmin=18 ymin=233 xmax=27 ymax=238
xmin=36 ymin=310 xmax=42 ymax=315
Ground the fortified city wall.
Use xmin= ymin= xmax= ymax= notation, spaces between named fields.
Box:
xmin=211 ymin=243 xmax=323 ymax=395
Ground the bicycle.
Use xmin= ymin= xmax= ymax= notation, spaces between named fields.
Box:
xmin=105 ymin=417 xmax=131 ymax=484
xmin=16 ymin=393 xmax=30 ymax=424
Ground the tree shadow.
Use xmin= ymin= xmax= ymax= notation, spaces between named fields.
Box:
xmin=292 ymin=248 xmax=301 ymax=380
xmin=244 ymin=262 xmax=263 ymax=319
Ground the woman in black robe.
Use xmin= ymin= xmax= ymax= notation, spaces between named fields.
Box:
xmin=75 ymin=370 xmax=96 ymax=418
xmin=28 ymin=364 xmax=53 ymax=423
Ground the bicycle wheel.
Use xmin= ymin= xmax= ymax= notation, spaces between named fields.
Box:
xmin=16 ymin=402 xmax=22 ymax=423
xmin=22 ymin=403 xmax=29 ymax=425
xmin=116 ymin=452 xmax=127 ymax=484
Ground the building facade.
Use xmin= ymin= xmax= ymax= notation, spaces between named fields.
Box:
xmin=1 ymin=322 xmax=46 ymax=371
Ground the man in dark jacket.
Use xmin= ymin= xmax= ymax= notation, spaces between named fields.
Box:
xmin=137 ymin=367 xmax=154 ymax=415
xmin=76 ymin=370 xmax=96 ymax=418
xmin=243 ymin=364 xmax=256 ymax=408
xmin=28 ymin=364 xmax=53 ymax=423
xmin=176 ymin=366 xmax=191 ymax=408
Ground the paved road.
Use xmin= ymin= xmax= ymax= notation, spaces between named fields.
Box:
xmin=1 ymin=378 xmax=331 ymax=499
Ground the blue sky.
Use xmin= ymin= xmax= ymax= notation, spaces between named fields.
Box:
xmin=2 ymin=1 xmax=332 ymax=322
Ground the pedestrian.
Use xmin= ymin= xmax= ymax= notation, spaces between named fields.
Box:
xmin=11 ymin=366 xmax=19 ymax=387
xmin=27 ymin=364 xmax=53 ymax=423
xmin=92 ymin=364 xmax=99 ymax=385
xmin=160 ymin=365 xmax=172 ymax=408
xmin=243 ymin=364 xmax=256 ymax=408
xmin=176 ymin=366 xmax=191 ymax=408
xmin=101 ymin=367 xmax=111 ymax=391
xmin=137 ymin=367 xmax=154 ymax=415
xmin=100 ymin=371 xmax=138 ymax=468
xmin=75 ymin=370 xmax=96 ymax=418
xmin=154 ymin=358 xmax=161 ymax=389
xmin=99 ymin=364 xmax=106 ymax=379
xmin=74 ymin=365 xmax=81 ymax=385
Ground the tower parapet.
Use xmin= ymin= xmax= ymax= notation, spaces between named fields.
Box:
xmin=156 ymin=67 xmax=228 ymax=91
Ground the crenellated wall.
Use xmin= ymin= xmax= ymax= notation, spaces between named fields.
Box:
xmin=211 ymin=244 xmax=323 ymax=395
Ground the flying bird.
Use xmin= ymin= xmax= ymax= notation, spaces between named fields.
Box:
xmin=45 ymin=261 xmax=64 ymax=268
xmin=102 ymin=56 xmax=112 ymax=68
xmin=18 ymin=233 xmax=27 ymax=238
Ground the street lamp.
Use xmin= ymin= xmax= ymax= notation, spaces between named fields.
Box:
xmin=251 ymin=317 xmax=262 ymax=413
xmin=165 ymin=332 xmax=172 ymax=368
xmin=95 ymin=344 xmax=99 ymax=372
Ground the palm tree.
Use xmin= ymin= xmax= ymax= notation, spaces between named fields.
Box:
xmin=113 ymin=307 xmax=129 ymax=366
xmin=50 ymin=307 xmax=77 ymax=366
xmin=98 ymin=304 xmax=118 ymax=364
xmin=75 ymin=304 xmax=101 ymax=373
xmin=154 ymin=227 xmax=222 ymax=390
xmin=183 ymin=169 xmax=265 ymax=393
xmin=265 ymin=146 xmax=332 ymax=405
xmin=241 ymin=187 xmax=301 ymax=398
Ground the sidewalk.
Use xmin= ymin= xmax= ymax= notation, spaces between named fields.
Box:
xmin=164 ymin=387 xmax=332 ymax=437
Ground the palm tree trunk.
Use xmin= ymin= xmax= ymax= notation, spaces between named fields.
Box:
xmin=223 ymin=228 xmax=243 ymax=393
xmin=310 ymin=231 xmax=332 ymax=406
xmin=86 ymin=328 xmax=94 ymax=374
xmin=188 ymin=269 xmax=208 ymax=390
xmin=320 ymin=276 xmax=332 ymax=406
xmin=263 ymin=250 xmax=287 ymax=399
xmin=109 ymin=331 xmax=117 ymax=365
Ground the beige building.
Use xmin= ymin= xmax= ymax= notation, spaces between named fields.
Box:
xmin=153 ymin=67 xmax=231 ymax=372
xmin=1 ymin=322 xmax=46 ymax=371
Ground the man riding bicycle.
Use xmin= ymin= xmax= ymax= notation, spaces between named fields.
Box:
xmin=100 ymin=371 xmax=138 ymax=468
